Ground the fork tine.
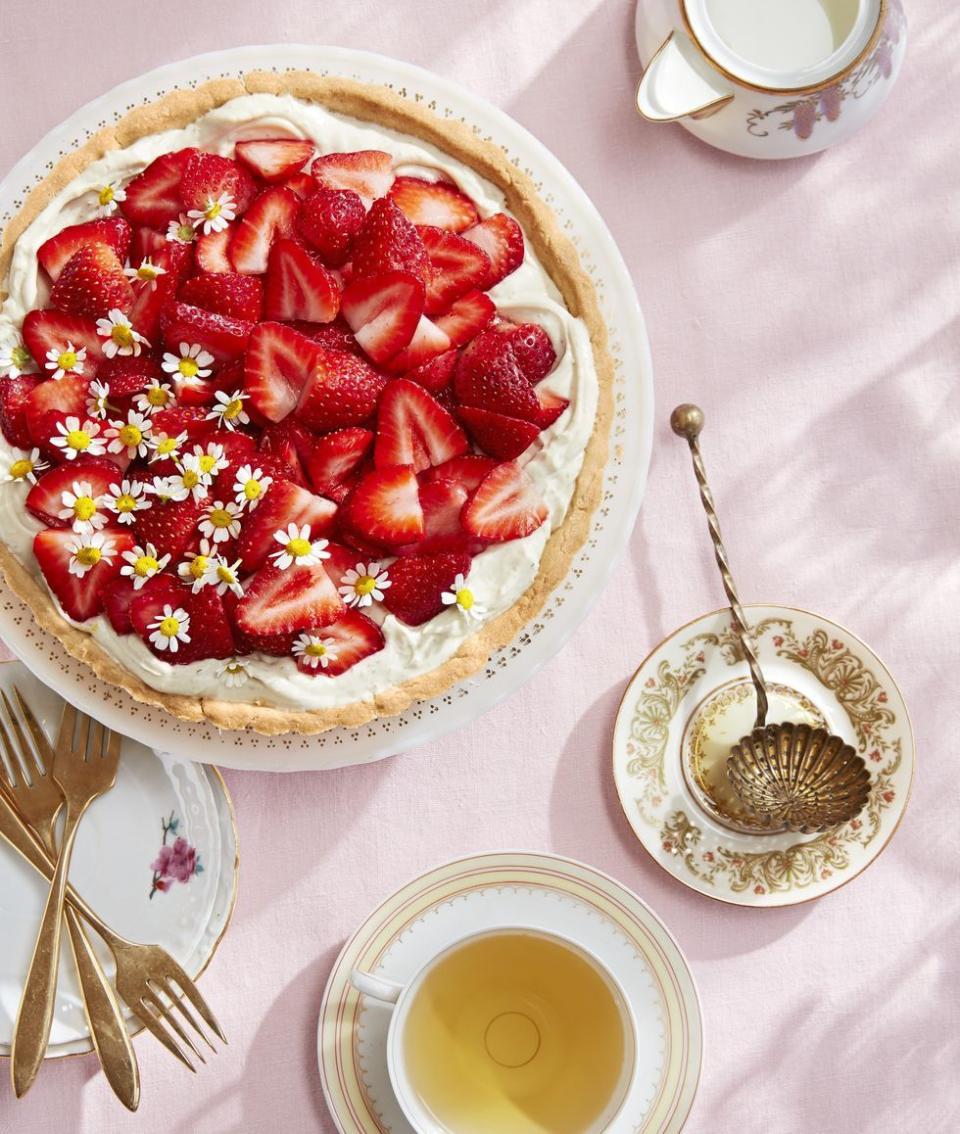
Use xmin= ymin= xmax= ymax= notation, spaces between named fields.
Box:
xmin=55 ymin=701 xmax=77 ymax=753
xmin=154 ymin=978 xmax=216 ymax=1053
xmin=0 ymin=691 xmax=33 ymax=784
xmin=12 ymin=687 xmax=54 ymax=771
xmin=143 ymin=990 xmax=206 ymax=1064
xmin=90 ymin=720 xmax=106 ymax=760
xmin=165 ymin=970 xmax=227 ymax=1044
xmin=0 ymin=705 xmax=20 ymax=788
xmin=76 ymin=712 xmax=91 ymax=760
xmin=106 ymin=729 xmax=121 ymax=762
xmin=136 ymin=998 xmax=196 ymax=1072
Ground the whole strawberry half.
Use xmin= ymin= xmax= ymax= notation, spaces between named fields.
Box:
xmin=0 ymin=374 xmax=41 ymax=448
xmin=235 ymin=138 xmax=315 ymax=183
xmin=341 ymin=465 xmax=423 ymax=549
xmin=382 ymin=551 xmax=472 ymax=626
xmin=179 ymin=272 xmax=264 ymax=322
xmin=26 ymin=456 xmax=121 ymax=527
xmin=120 ymin=148 xmax=196 ymax=228
xmin=462 ymin=213 xmax=525 ymax=289
xmin=263 ymin=239 xmax=341 ymax=324
xmin=229 ymin=186 xmax=299 ymax=275
xmin=38 ymin=217 xmax=132 ymax=283
xmin=236 ymin=478 xmax=338 ymax=574
xmin=293 ymin=609 xmax=385 ymax=676
xmin=21 ymin=309 xmax=105 ymax=373
xmin=34 ymin=526 xmax=135 ymax=622
xmin=296 ymin=187 xmax=366 ymax=266
xmin=419 ymin=226 xmax=491 ymax=315
xmin=461 ymin=460 xmax=547 ymax=543
xmin=49 ymin=243 xmax=134 ymax=320
xmin=180 ymin=152 xmax=257 ymax=217
xmin=389 ymin=177 xmax=479 ymax=233
xmin=133 ymin=496 xmax=204 ymax=562
xmin=350 ymin=198 xmax=430 ymax=284
xmin=374 ymin=379 xmax=469 ymax=474
xmin=453 ymin=328 xmax=540 ymax=422
xmin=234 ymin=561 xmax=344 ymax=637
xmin=311 ymin=150 xmax=394 ymax=204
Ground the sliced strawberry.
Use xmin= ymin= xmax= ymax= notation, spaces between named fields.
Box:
xmin=0 ymin=374 xmax=41 ymax=447
xmin=306 ymin=428 xmax=374 ymax=497
xmin=130 ymin=227 xmax=167 ymax=262
xmin=384 ymin=316 xmax=453 ymax=372
xmin=128 ymin=575 xmax=188 ymax=657
xmin=101 ymin=572 xmax=171 ymax=635
xmin=343 ymin=465 xmax=423 ymax=547
xmin=175 ymin=587 xmax=236 ymax=663
xmin=38 ymin=218 xmax=132 ymax=283
xmin=297 ymin=347 xmax=388 ymax=433
xmin=341 ymin=270 xmax=424 ymax=364
xmin=235 ymin=138 xmax=315 ymax=183
xmin=389 ymin=177 xmax=479 ymax=233
xmin=49 ymin=243 xmax=133 ymax=320
xmin=258 ymin=421 xmax=310 ymax=486
xmin=532 ymin=387 xmax=570 ymax=430
xmin=195 ymin=229 xmax=233 ymax=274
xmin=394 ymin=479 xmax=478 ymax=557
xmin=34 ymin=526 xmax=134 ymax=622
xmin=236 ymin=479 xmax=337 ymax=573
xmin=493 ymin=321 xmax=557 ymax=384
xmin=296 ymin=187 xmax=366 ymax=266
xmin=26 ymin=456 xmax=121 ymax=527
xmin=317 ymin=540 xmax=362 ymax=590
xmin=243 ymin=322 xmax=322 ymax=423
xmin=311 ymin=150 xmax=394 ymax=204
xmin=423 ymin=455 xmax=499 ymax=493
xmin=282 ymin=172 xmax=317 ymax=200
xmin=24 ymin=374 xmax=88 ymax=448
xmin=235 ymin=561 xmax=343 ymax=636
xmin=128 ymin=241 xmax=193 ymax=341
xmin=150 ymin=405 xmax=216 ymax=443
xmin=401 ymin=348 xmax=458 ymax=394
xmin=350 ymin=198 xmax=429 ymax=283
xmin=453 ymin=328 xmax=540 ymax=421
xmin=419 ymin=226 xmax=490 ymax=315
xmin=22 ymin=310 xmax=105 ymax=374
xmin=133 ymin=495 xmax=204 ymax=562
xmin=462 ymin=460 xmax=547 ymax=542
xmin=263 ymin=240 xmax=341 ymax=323
xmin=160 ymin=301 xmax=254 ymax=362
xmin=308 ymin=317 xmax=362 ymax=357
xmin=374 ymin=379 xmax=468 ymax=473
xmin=179 ymin=152 xmax=257 ymax=217
xmin=179 ymin=272 xmax=264 ymax=322
xmin=462 ymin=213 xmax=525 ymax=289
xmin=294 ymin=609 xmax=384 ymax=676
xmin=433 ymin=290 xmax=495 ymax=348
xmin=121 ymin=148 xmax=196 ymax=228
xmin=382 ymin=551 xmax=471 ymax=626
xmin=456 ymin=405 xmax=540 ymax=460
xmin=229 ymin=187 xmax=299 ymax=275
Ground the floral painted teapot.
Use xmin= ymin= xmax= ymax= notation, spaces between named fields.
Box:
xmin=635 ymin=0 xmax=906 ymax=158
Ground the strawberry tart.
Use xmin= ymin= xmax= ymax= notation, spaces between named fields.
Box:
xmin=0 ymin=73 xmax=613 ymax=734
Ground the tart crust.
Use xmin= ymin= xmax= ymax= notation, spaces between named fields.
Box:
xmin=0 ymin=72 xmax=615 ymax=735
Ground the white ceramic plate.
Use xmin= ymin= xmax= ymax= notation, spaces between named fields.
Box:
xmin=0 ymin=661 xmax=238 ymax=1057
xmin=317 ymin=852 xmax=702 ymax=1134
xmin=612 ymin=605 xmax=914 ymax=907
xmin=0 ymin=45 xmax=653 ymax=772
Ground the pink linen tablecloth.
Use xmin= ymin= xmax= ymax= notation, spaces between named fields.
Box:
xmin=1 ymin=2 xmax=957 ymax=1131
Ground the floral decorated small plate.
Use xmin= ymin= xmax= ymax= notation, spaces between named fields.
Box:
xmin=613 ymin=605 xmax=913 ymax=907
xmin=0 ymin=659 xmax=238 ymax=1057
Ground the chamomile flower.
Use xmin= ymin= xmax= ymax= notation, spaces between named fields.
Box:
xmin=292 ymin=632 xmax=339 ymax=671
xmin=0 ymin=336 xmax=33 ymax=378
xmin=270 ymin=524 xmax=329 ymax=570
xmin=51 ymin=416 xmax=106 ymax=460
xmin=96 ymin=309 xmax=148 ymax=359
xmin=134 ymin=380 xmax=175 ymax=414
xmin=208 ymin=554 xmax=244 ymax=598
xmin=95 ymin=182 xmax=126 ymax=217
xmin=166 ymin=214 xmax=197 ymax=245
xmin=219 ymin=658 xmax=249 ymax=688
xmin=86 ymin=379 xmax=112 ymax=420
xmin=178 ymin=540 xmax=217 ymax=592
xmin=188 ymin=192 xmax=236 ymax=235
xmin=192 ymin=441 xmax=228 ymax=481
xmin=198 ymin=499 xmax=243 ymax=544
xmin=161 ymin=342 xmax=213 ymax=382
xmin=105 ymin=479 xmax=151 ymax=525
xmin=59 ymin=480 xmax=109 ymax=534
xmin=1 ymin=444 xmax=47 ymax=485
xmin=206 ymin=388 xmax=249 ymax=431
xmin=441 ymin=573 xmax=486 ymax=621
xmin=148 ymin=604 xmax=191 ymax=653
xmin=105 ymin=409 xmax=152 ymax=458
xmin=232 ymin=464 xmax=272 ymax=509
xmin=45 ymin=342 xmax=86 ymax=380
xmin=148 ymin=430 xmax=188 ymax=464
xmin=338 ymin=562 xmax=391 ymax=609
xmin=163 ymin=454 xmax=209 ymax=502
xmin=120 ymin=542 xmax=170 ymax=589
xmin=66 ymin=531 xmax=115 ymax=578
xmin=123 ymin=257 xmax=167 ymax=287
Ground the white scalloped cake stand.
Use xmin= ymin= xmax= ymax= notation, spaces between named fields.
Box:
xmin=0 ymin=46 xmax=653 ymax=771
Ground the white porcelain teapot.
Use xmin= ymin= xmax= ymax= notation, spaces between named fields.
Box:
xmin=635 ymin=0 xmax=907 ymax=158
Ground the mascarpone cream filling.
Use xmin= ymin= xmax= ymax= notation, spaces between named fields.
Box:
xmin=0 ymin=95 xmax=598 ymax=710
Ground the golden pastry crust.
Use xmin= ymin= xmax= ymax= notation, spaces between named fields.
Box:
xmin=0 ymin=72 xmax=615 ymax=735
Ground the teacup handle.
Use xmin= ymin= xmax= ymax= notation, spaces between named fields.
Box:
xmin=636 ymin=31 xmax=734 ymax=122
xmin=350 ymin=969 xmax=404 ymax=1006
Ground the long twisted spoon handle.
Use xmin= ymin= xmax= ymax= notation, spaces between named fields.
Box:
xmin=670 ymin=404 xmax=768 ymax=729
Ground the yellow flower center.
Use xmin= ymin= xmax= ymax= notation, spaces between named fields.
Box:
xmin=456 ymin=588 xmax=474 ymax=611
xmin=134 ymin=554 xmax=159 ymax=577
xmin=9 ymin=458 xmax=33 ymax=480
xmin=98 ymin=186 xmax=115 ymax=206
xmin=66 ymin=429 xmax=91 ymax=451
xmin=72 ymin=496 xmax=97 ymax=521
xmin=209 ymin=507 xmax=233 ymax=529
xmin=242 ymin=478 xmax=261 ymax=501
xmin=181 ymin=469 xmax=200 ymax=489
xmin=198 ymin=453 xmax=218 ymax=474
xmin=75 ymin=546 xmax=101 ymax=567
xmin=57 ymin=349 xmax=78 ymax=372
xmin=159 ymin=616 xmax=181 ymax=638
xmin=178 ymin=357 xmax=199 ymax=378
xmin=111 ymin=324 xmax=134 ymax=348
xmin=216 ymin=564 xmax=236 ymax=584
xmin=222 ymin=398 xmax=244 ymax=420
xmin=146 ymin=386 xmax=169 ymax=406
xmin=115 ymin=493 xmax=136 ymax=513
xmin=156 ymin=437 xmax=178 ymax=456
xmin=355 ymin=575 xmax=377 ymax=596
xmin=205 ymin=199 xmax=222 ymax=220
xmin=189 ymin=555 xmax=209 ymax=579
xmin=305 ymin=642 xmax=327 ymax=658
xmin=176 ymin=223 xmax=195 ymax=242
xmin=11 ymin=345 xmax=30 ymax=369
xmin=137 ymin=264 xmax=159 ymax=281
xmin=286 ymin=537 xmax=312 ymax=558
xmin=119 ymin=424 xmax=143 ymax=447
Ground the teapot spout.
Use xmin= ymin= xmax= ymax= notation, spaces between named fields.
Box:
xmin=636 ymin=31 xmax=734 ymax=122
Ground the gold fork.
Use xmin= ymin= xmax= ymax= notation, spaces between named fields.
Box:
xmin=0 ymin=720 xmax=225 ymax=1073
xmin=0 ymin=690 xmax=140 ymax=1109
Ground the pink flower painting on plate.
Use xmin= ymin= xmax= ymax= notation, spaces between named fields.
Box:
xmin=149 ymin=811 xmax=203 ymax=898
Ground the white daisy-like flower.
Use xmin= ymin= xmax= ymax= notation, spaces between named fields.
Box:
xmin=85 ymin=379 xmax=112 ymax=420
xmin=105 ymin=409 xmax=152 ymax=458
xmin=187 ymin=192 xmax=236 ymax=235
xmin=441 ymin=573 xmax=486 ymax=621
xmin=1 ymin=444 xmax=47 ymax=484
xmin=219 ymin=658 xmax=249 ymax=688
xmin=207 ymin=554 xmax=244 ymax=598
xmin=59 ymin=480 xmax=109 ymax=534
xmin=148 ymin=429 xmax=188 ymax=464
xmin=133 ymin=379 xmax=176 ymax=415
xmin=96 ymin=309 xmax=148 ymax=359
xmin=292 ymin=632 xmax=339 ymax=671
xmin=120 ymin=542 xmax=171 ymax=590
xmin=123 ymin=257 xmax=167 ymax=287
xmin=0 ymin=336 xmax=34 ymax=378
xmin=163 ymin=453 xmax=210 ymax=503
xmin=45 ymin=342 xmax=86 ymax=381
xmin=105 ymin=479 xmax=151 ymax=525
xmin=198 ymin=499 xmax=243 ymax=544
xmin=270 ymin=523 xmax=329 ymax=570
xmin=161 ymin=342 xmax=213 ymax=382
xmin=178 ymin=539 xmax=217 ymax=592
xmin=206 ymin=388 xmax=249 ymax=431
xmin=51 ymin=416 xmax=106 ymax=460
xmin=338 ymin=561 xmax=391 ymax=609
xmin=66 ymin=530 xmax=116 ymax=578
xmin=166 ymin=214 xmax=198 ymax=245
xmin=232 ymin=464 xmax=272 ymax=510
xmin=95 ymin=182 xmax=126 ymax=217
xmin=191 ymin=441 xmax=228 ymax=482
xmin=148 ymin=604 xmax=191 ymax=653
